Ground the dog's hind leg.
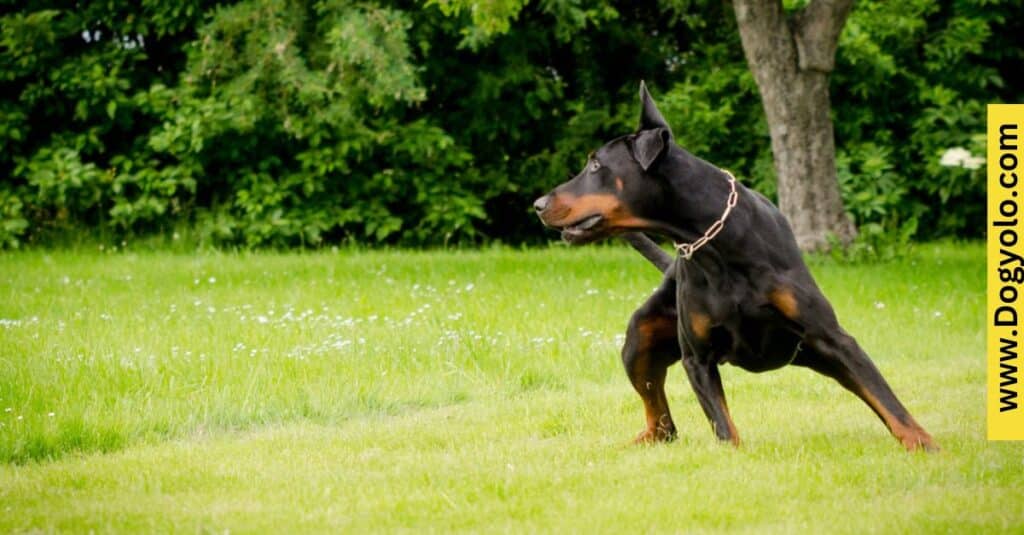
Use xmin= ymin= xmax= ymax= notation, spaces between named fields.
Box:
xmin=622 ymin=275 xmax=681 ymax=443
xmin=795 ymin=331 xmax=938 ymax=452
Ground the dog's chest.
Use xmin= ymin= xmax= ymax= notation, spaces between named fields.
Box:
xmin=676 ymin=263 xmax=802 ymax=372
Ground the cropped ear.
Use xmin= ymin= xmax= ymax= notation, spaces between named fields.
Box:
xmin=632 ymin=127 xmax=670 ymax=171
xmin=638 ymin=80 xmax=673 ymax=135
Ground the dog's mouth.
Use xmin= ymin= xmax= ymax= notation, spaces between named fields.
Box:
xmin=559 ymin=214 xmax=605 ymax=244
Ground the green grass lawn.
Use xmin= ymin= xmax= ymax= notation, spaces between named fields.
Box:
xmin=0 ymin=242 xmax=1017 ymax=532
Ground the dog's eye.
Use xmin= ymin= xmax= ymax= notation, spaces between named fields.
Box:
xmin=589 ymin=160 xmax=601 ymax=173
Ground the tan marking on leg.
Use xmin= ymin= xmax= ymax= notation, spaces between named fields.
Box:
xmin=631 ymin=316 xmax=677 ymax=444
xmin=632 ymin=356 xmax=674 ymax=444
xmin=636 ymin=316 xmax=676 ymax=350
xmin=615 ymin=177 xmax=624 ymax=191
xmin=706 ymin=373 xmax=740 ymax=447
xmin=719 ymin=402 xmax=741 ymax=447
xmin=769 ymin=288 xmax=800 ymax=320
xmin=689 ymin=311 xmax=711 ymax=340
xmin=856 ymin=386 xmax=937 ymax=452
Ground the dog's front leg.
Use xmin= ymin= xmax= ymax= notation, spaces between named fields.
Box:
xmin=680 ymin=354 xmax=740 ymax=446
xmin=676 ymin=295 xmax=741 ymax=446
xmin=622 ymin=277 xmax=681 ymax=444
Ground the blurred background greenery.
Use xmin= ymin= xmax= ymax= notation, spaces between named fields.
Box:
xmin=0 ymin=0 xmax=1019 ymax=249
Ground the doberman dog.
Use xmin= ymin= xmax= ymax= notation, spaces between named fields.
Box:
xmin=533 ymin=82 xmax=937 ymax=451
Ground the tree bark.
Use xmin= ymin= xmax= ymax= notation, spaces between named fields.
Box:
xmin=732 ymin=0 xmax=857 ymax=251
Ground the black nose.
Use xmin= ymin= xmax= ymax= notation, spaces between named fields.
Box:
xmin=533 ymin=196 xmax=550 ymax=213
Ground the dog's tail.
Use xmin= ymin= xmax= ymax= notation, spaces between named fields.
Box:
xmin=621 ymin=232 xmax=673 ymax=273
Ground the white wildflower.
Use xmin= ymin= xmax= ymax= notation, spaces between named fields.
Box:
xmin=939 ymin=147 xmax=984 ymax=169
xmin=963 ymin=155 xmax=985 ymax=170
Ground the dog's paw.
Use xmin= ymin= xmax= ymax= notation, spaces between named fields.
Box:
xmin=901 ymin=432 xmax=940 ymax=453
xmin=633 ymin=427 xmax=676 ymax=445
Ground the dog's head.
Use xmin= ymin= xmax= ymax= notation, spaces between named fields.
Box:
xmin=533 ymin=81 xmax=675 ymax=244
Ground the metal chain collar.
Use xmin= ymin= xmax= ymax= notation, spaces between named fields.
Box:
xmin=674 ymin=169 xmax=739 ymax=260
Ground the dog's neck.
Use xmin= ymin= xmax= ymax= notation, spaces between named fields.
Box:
xmin=647 ymin=147 xmax=747 ymax=252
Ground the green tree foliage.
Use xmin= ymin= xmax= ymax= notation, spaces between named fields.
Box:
xmin=831 ymin=0 xmax=1018 ymax=239
xmin=145 ymin=0 xmax=482 ymax=246
xmin=1 ymin=1 xmax=211 ymax=247
xmin=0 ymin=0 xmax=1019 ymax=248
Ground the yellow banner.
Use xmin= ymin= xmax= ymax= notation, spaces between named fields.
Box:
xmin=988 ymin=104 xmax=1024 ymax=440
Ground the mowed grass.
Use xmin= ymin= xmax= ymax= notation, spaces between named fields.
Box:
xmin=0 ymin=242 xmax=1018 ymax=532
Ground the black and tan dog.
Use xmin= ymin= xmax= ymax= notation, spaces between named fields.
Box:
xmin=533 ymin=82 xmax=936 ymax=451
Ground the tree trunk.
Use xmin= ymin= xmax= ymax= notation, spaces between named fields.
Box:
xmin=732 ymin=0 xmax=857 ymax=251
